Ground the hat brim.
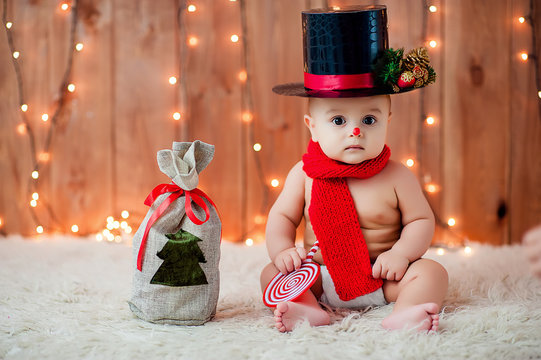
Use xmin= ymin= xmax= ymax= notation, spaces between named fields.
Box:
xmin=272 ymin=82 xmax=415 ymax=98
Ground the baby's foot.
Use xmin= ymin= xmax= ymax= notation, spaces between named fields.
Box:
xmin=273 ymin=301 xmax=330 ymax=332
xmin=381 ymin=303 xmax=440 ymax=332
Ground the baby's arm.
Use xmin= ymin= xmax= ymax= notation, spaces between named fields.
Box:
xmin=523 ymin=225 xmax=541 ymax=278
xmin=265 ymin=161 xmax=307 ymax=274
xmin=373 ymin=163 xmax=435 ymax=281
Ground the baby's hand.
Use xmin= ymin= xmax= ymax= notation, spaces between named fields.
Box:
xmin=274 ymin=246 xmax=307 ymax=275
xmin=523 ymin=225 xmax=541 ymax=279
xmin=372 ymin=250 xmax=409 ymax=281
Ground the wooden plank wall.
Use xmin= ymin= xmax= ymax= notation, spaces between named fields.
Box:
xmin=0 ymin=0 xmax=540 ymax=245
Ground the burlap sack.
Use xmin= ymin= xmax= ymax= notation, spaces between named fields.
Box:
xmin=129 ymin=140 xmax=221 ymax=325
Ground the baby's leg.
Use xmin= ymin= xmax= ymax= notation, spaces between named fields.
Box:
xmin=382 ymin=259 xmax=448 ymax=332
xmin=260 ymin=263 xmax=330 ymax=332
xmin=273 ymin=291 xmax=330 ymax=332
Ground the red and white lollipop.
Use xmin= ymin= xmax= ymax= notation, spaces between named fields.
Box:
xmin=263 ymin=241 xmax=320 ymax=307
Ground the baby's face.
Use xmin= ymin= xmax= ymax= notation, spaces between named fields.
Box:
xmin=305 ymin=95 xmax=391 ymax=164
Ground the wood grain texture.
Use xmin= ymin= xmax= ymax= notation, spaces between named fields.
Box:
xmin=0 ymin=0 xmax=539 ymax=245
xmin=509 ymin=0 xmax=541 ymax=244
xmin=443 ymin=0 xmax=512 ymax=245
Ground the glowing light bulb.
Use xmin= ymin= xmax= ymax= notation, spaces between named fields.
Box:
xmin=13 ymin=51 xmax=20 ymax=59
xmin=121 ymin=221 xmax=128 ymax=229
xmin=464 ymin=246 xmax=472 ymax=255
xmin=71 ymin=224 xmax=79 ymax=233
xmin=253 ymin=143 xmax=262 ymax=152
xmin=41 ymin=114 xmax=49 ymax=122
xmin=113 ymin=221 xmax=120 ymax=229
xmin=254 ymin=215 xmax=266 ymax=224
xmin=425 ymin=183 xmax=439 ymax=193
xmin=0 ymin=217 xmax=3 ymax=227
xmin=75 ymin=43 xmax=83 ymax=51
xmin=429 ymin=5 xmax=437 ymax=12
xmin=96 ymin=233 xmax=104 ymax=242
xmin=426 ymin=116 xmax=435 ymax=125
xmin=188 ymin=36 xmax=199 ymax=47
xmin=107 ymin=216 xmax=114 ymax=223
xmin=67 ymin=83 xmax=75 ymax=92
xmin=520 ymin=52 xmax=528 ymax=61
xmin=21 ymin=104 xmax=28 ymax=112
xmin=518 ymin=16 xmax=525 ymax=24
xmin=406 ymin=158 xmax=415 ymax=167
xmin=238 ymin=70 xmax=247 ymax=82
xmin=121 ymin=210 xmax=129 ymax=219
xmin=32 ymin=192 xmax=39 ymax=200
xmin=429 ymin=40 xmax=437 ymax=48
xmin=187 ymin=4 xmax=196 ymax=12
xmin=447 ymin=218 xmax=456 ymax=227
xmin=60 ymin=2 xmax=70 ymax=11
xmin=31 ymin=171 xmax=39 ymax=179
xmin=125 ymin=226 xmax=133 ymax=234
xmin=30 ymin=200 xmax=37 ymax=207
xmin=17 ymin=123 xmax=27 ymax=135
xmin=6 ymin=22 xmax=12 ymax=29
xmin=538 ymin=91 xmax=541 ymax=99
xmin=173 ymin=112 xmax=181 ymax=120
xmin=332 ymin=6 xmax=341 ymax=10
xmin=230 ymin=34 xmax=239 ymax=43
xmin=436 ymin=248 xmax=445 ymax=256
xmin=38 ymin=152 xmax=50 ymax=162
xmin=270 ymin=179 xmax=280 ymax=188
xmin=36 ymin=226 xmax=44 ymax=234
xmin=169 ymin=76 xmax=177 ymax=85
xmin=245 ymin=238 xmax=254 ymax=246
xmin=242 ymin=112 xmax=253 ymax=122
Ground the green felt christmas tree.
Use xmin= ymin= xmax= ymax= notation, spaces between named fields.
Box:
xmin=150 ymin=229 xmax=208 ymax=287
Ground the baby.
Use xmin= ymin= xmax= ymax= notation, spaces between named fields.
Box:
xmin=260 ymin=94 xmax=448 ymax=332
xmin=261 ymin=6 xmax=448 ymax=332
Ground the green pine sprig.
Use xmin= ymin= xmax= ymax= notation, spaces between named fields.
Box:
xmin=373 ymin=48 xmax=404 ymax=89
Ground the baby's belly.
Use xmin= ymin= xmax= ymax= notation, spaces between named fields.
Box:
xmin=304 ymin=223 xmax=401 ymax=264
xmin=363 ymin=227 xmax=401 ymax=261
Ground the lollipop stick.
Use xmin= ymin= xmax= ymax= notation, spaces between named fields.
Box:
xmin=305 ymin=240 xmax=319 ymax=262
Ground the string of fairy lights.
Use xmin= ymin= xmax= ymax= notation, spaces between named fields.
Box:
xmin=1 ymin=0 xmax=134 ymax=242
xmin=181 ymin=0 xmax=272 ymax=245
xmin=415 ymin=0 xmax=540 ymax=253
xmin=415 ymin=0 xmax=467 ymax=251
xmin=2 ymin=0 xmax=78 ymax=235
xmin=523 ymin=0 xmax=541 ymax=119
xmin=1 ymin=0 xmax=274 ymax=243
xmin=1 ymin=1 xmax=539 ymax=250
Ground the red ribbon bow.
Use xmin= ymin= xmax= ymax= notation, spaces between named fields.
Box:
xmin=136 ymin=182 xmax=216 ymax=271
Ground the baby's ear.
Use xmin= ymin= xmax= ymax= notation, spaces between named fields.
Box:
xmin=304 ymin=114 xmax=314 ymax=129
xmin=304 ymin=114 xmax=317 ymax=141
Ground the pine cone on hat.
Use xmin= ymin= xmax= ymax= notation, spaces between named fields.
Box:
xmin=403 ymin=47 xmax=430 ymax=71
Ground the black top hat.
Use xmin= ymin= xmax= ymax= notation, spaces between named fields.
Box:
xmin=273 ymin=6 xmax=436 ymax=98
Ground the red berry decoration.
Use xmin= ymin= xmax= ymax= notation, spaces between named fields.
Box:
xmin=397 ymin=71 xmax=415 ymax=89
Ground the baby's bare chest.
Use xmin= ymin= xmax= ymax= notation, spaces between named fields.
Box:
xmin=304 ymin=177 xmax=400 ymax=227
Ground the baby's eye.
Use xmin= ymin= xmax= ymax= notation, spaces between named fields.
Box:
xmin=332 ymin=116 xmax=346 ymax=126
xmin=362 ymin=116 xmax=377 ymax=125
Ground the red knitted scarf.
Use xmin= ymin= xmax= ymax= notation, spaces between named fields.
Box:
xmin=302 ymin=140 xmax=391 ymax=301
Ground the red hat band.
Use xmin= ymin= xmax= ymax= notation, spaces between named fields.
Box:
xmin=303 ymin=72 xmax=374 ymax=91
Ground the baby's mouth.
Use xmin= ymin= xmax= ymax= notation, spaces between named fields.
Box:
xmin=345 ymin=145 xmax=364 ymax=150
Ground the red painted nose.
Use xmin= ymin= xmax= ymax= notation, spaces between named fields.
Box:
xmin=352 ymin=127 xmax=360 ymax=136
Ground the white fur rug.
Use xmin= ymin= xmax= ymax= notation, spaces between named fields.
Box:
xmin=1 ymin=236 xmax=540 ymax=360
